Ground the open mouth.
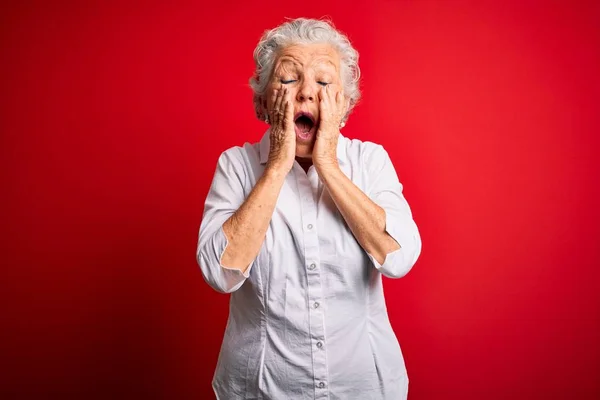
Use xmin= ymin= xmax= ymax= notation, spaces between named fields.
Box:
xmin=294 ymin=112 xmax=317 ymax=139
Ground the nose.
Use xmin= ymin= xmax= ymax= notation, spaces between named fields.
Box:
xmin=296 ymin=80 xmax=316 ymax=102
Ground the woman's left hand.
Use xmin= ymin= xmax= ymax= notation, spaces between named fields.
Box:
xmin=313 ymin=84 xmax=347 ymax=171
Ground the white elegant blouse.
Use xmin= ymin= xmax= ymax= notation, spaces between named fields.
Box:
xmin=197 ymin=129 xmax=422 ymax=400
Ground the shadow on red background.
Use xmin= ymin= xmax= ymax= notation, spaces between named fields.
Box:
xmin=1 ymin=0 xmax=599 ymax=398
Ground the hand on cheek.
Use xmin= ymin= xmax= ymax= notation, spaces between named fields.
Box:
xmin=314 ymin=85 xmax=346 ymax=170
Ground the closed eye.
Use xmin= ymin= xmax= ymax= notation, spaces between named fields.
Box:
xmin=280 ymin=80 xmax=330 ymax=86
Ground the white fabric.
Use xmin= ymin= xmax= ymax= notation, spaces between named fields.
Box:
xmin=197 ymin=129 xmax=422 ymax=400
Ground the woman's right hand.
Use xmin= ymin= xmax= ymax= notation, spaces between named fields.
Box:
xmin=266 ymin=87 xmax=296 ymax=174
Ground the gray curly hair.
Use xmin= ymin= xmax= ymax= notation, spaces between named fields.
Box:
xmin=249 ymin=17 xmax=361 ymax=123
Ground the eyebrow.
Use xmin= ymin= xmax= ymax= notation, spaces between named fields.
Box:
xmin=277 ymin=57 xmax=337 ymax=69
xmin=277 ymin=58 xmax=300 ymax=68
xmin=315 ymin=59 xmax=337 ymax=68
xmin=274 ymin=60 xmax=337 ymax=75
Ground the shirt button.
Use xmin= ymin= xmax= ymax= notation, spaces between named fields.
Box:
xmin=307 ymin=224 xmax=313 ymax=230
xmin=318 ymin=382 xmax=326 ymax=388
xmin=314 ymin=302 xmax=320 ymax=308
xmin=308 ymin=263 xmax=316 ymax=270
xmin=316 ymin=341 xmax=323 ymax=348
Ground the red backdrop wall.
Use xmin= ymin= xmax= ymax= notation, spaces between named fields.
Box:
xmin=2 ymin=1 xmax=599 ymax=398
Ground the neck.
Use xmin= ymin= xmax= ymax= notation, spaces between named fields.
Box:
xmin=295 ymin=156 xmax=313 ymax=172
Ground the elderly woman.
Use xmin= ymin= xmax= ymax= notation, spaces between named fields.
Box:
xmin=197 ymin=17 xmax=422 ymax=400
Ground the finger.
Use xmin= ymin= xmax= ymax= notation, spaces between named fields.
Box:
xmin=281 ymin=87 xmax=289 ymax=126
xmin=270 ymin=89 xmax=278 ymax=112
xmin=330 ymin=85 xmax=337 ymax=106
xmin=337 ymin=89 xmax=345 ymax=116
xmin=322 ymin=85 xmax=330 ymax=109
xmin=328 ymin=84 xmax=335 ymax=102
xmin=274 ymin=88 xmax=284 ymax=125
xmin=327 ymin=84 xmax=334 ymax=104
xmin=317 ymin=85 xmax=324 ymax=103
xmin=269 ymin=89 xmax=279 ymax=121
xmin=318 ymin=86 xmax=327 ymax=115
xmin=283 ymin=93 xmax=293 ymax=134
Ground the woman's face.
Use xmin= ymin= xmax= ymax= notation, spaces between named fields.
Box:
xmin=264 ymin=43 xmax=343 ymax=159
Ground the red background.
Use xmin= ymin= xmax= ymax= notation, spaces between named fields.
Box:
xmin=2 ymin=1 xmax=599 ymax=398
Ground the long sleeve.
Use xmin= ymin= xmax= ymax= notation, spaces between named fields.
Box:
xmin=196 ymin=147 xmax=255 ymax=293
xmin=206 ymin=131 xmax=413 ymax=399
xmin=364 ymin=145 xmax=422 ymax=278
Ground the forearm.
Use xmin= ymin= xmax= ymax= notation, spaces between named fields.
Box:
xmin=319 ymin=165 xmax=400 ymax=264
xmin=221 ymin=167 xmax=286 ymax=272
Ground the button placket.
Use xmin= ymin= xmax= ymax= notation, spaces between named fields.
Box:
xmin=294 ymin=168 xmax=329 ymax=399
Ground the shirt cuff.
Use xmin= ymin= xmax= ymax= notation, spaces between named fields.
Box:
xmin=200 ymin=224 xmax=253 ymax=293
xmin=218 ymin=224 xmax=253 ymax=278
xmin=366 ymin=208 xmax=421 ymax=279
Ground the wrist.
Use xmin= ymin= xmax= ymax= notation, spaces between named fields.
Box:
xmin=315 ymin=161 xmax=341 ymax=179
xmin=263 ymin=163 xmax=289 ymax=182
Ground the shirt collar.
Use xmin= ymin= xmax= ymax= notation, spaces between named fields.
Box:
xmin=259 ymin=127 xmax=348 ymax=166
